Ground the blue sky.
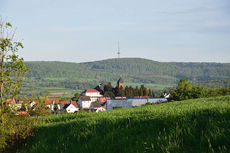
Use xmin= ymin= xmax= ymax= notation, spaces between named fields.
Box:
xmin=1 ymin=0 xmax=230 ymax=63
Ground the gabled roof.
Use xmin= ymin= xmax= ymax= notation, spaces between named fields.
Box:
xmin=45 ymin=99 xmax=59 ymax=105
xmin=84 ymin=89 xmax=100 ymax=93
xmin=62 ymin=101 xmax=79 ymax=109
xmin=7 ymin=99 xmax=16 ymax=105
xmin=117 ymin=77 xmax=124 ymax=83
xmin=80 ymin=96 xmax=91 ymax=101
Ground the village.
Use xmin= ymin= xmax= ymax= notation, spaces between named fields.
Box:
xmin=6 ymin=78 xmax=168 ymax=116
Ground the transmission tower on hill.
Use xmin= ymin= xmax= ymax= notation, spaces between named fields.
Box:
xmin=117 ymin=41 xmax=120 ymax=58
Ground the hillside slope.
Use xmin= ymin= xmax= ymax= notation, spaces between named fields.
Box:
xmin=23 ymin=58 xmax=230 ymax=96
xmin=18 ymin=96 xmax=230 ymax=153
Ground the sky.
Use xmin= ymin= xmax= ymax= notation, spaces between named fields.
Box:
xmin=1 ymin=0 xmax=230 ymax=63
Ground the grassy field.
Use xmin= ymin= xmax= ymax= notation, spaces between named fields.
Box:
xmin=18 ymin=96 xmax=230 ymax=153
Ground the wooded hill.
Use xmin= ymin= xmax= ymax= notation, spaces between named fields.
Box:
xmin=23 ymin=58 xmax=230 ymax=96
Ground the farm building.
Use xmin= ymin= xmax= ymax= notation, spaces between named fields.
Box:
xmin=106 ymin=98 xmax=167 ymax=110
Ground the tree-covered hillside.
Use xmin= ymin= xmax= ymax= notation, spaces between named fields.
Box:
xmin=23 ymin=58 xmax=230 ymax=97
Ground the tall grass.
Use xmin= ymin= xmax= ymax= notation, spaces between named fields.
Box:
xmin=19 ymin=96 xmax=230 ymax=153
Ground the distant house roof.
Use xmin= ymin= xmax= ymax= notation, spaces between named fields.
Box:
xmin=17 ymin=111 xmax=30 ymax=117
xmin=45 ymin=99 xmax=59 ymax=105
xmin=80 ymin=96 xmax=91 ymax=101
xmin=115 ymin=97 xmax=127 ymax=99
xmin=134 ymin=96 xmax=149 ymax=99
xmin=91 ymin=102 xmax=105 ymax=108
xmin=84 ymin=89 xmax=100 ymax=93
xmin=61 ymin=101 xmax=79 ymax=109
xmin=7 ymin=99 xmax=16 ymax=105
xmin=99 ymin=97 xmax=110 ymax=103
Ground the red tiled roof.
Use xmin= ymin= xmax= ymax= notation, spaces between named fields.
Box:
xmin=134 ymin=96 xmax=149 ymax=99
xmin=18 ymin=111 xmax=30 ymax=117
xmin=61 ymin=101 xmax=79 ymax=109
xmin=34 ymin=101 xmax=39 ymax=104
xmin=45 ymin=99 xmax=59 ymax=105
xmin=70 ymin=101 xmax=78 ymax=108
xmin=115 ymin=97 xmax=127 ymax=99
xmin=84 ymin=89 xmax=100 ymax=93
xmin=7 ymin=99 xmax=16 ymax=105
xmin=99 ymin=97 xmax=110 ymax=103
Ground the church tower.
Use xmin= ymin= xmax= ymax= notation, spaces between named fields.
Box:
xmin=117 ymin=77 xmax=124 ymax=88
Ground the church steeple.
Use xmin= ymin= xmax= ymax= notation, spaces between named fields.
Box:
xmin=117 ymin=77 xmax=124 ymax=88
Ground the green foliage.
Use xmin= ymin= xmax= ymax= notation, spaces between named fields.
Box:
xmin=18 ymin=96 xmax=230 ymax=153
xmin=0 ymin=113 xmax=36 ymax=152
xmin=73 ymin=92 xmax=80 ymax=101
xmin=195 ymin=80 xmax=230 ymax=88
xmin=117 ymin=86 xmax=125 ymax=97
xmin=169 ymin=79 xmax=230 ymax=101
xmin=104 ymin=91 xmax=115 ymax=99
xmin=103 ymin=82 xmax=153 ymax=98
xmin=0 ymin=20 xmax=29 ymax=151
xmin=0 ymin=20 xmax=28 ymax=104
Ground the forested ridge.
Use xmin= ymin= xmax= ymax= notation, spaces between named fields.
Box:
xmin=23 ymin=58 xmax=230 ymax=96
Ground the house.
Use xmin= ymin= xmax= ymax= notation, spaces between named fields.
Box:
xmin=81 ymin=89 xmax=102 ymax=102
xmin=78 ymin=96 xmax=91 ymax=109
xmin=62 ymin=101 xmax=79 ymax=113
xmin=45 ymin=99 xmax=62 ymax=111
xmin=29 ymin=101 xmax=39 ymax=110
xmin=6 ymin=99 xmax=20 ymax=110
xmin=30 ymin=101 xmax=39 ymax=108
xmin=90 ymin=102 xmax=106 ymax=112
xmin=7 ymin=99 xmax=16 ymax=105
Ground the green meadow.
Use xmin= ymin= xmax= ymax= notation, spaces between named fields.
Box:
xmin=18 ymin=96 xmax=230 ymax=153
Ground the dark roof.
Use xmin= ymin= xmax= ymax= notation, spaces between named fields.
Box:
xmin=80 ymin=96 xmax=91 ymax=101
xmin=91 ymin=102 xmax=104 ymax=108
xmin=61 ymin=101 xmax=78 ymax=109
xmin=117 ymin=77 xmax=124 ymax=83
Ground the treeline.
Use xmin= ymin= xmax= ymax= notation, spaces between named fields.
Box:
xmin=101 ymin=83 xmax=155 ymax=98
xmin=169 ymin=78 xmax=230 ymax=101
xmin=194 ymin=80 xmax=230 ymax=88
xmin=82 ymin=58 xmax=230 ymax=81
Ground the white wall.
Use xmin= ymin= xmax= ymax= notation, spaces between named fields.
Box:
xmin=66 ymin=104 xmax=79 ymax=113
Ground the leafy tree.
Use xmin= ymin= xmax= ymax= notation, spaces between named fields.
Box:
xmin=0 ymin=20 xmax=28 ymax=114
xmin=104 ymin=91 xmax=115 ymax=98
xmin=169 ymin=78 xmax=207 ymax=101
xmin=0 ymin=20 xmax=28 ymax=111
xmin=0 ymin=19 xmax=28 ymax=150
xmin=73 ymin=92 xmax=80 ymax=101
xmin=134 ymin=86 xmax=139 ymax=96
xmin=104 ymin=82 xmax=113 ymax=92
xmin=117 ymin=86 xmax=125 ymax=97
